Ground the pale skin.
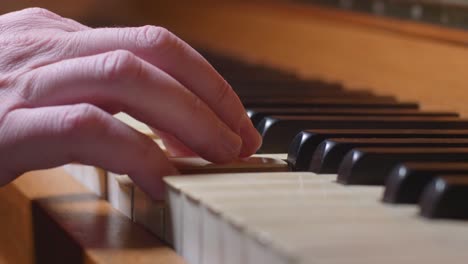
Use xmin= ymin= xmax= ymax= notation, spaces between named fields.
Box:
xmin=0 ymin=8 xmax=262 ymax=200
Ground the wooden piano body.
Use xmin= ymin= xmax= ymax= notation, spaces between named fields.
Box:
xmin=1 ymin=1 xmax=468 ymax=263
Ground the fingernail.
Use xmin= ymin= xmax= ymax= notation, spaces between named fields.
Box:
xmin=239 ymin=116 xmax=262 ymax=157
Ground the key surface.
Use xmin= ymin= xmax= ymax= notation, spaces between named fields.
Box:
xmin=126 ymin=156 xmax=290 ymax=244
xmin=240 ymin=90 xmax=393 ymax=99
xmin=248 ymin=108 xmax=458 ymax=127
xmin=240 ymin=89 xmax=374 ymax=98
xmin=116 ymin=156 xmax=290 ymax=187
xmin=233 ymin=82 xmax=346 ymax=95
xmin=288 ymin=129 xmax=468 ymax=171
xmin=259 ymin=116 xmax=468 ymax=153
xmin=235 ymin=85 xmax=345 ymax=97
xmin=243 ymin=98 xmax=418 ymax=108
xmin=384 ymin=162 xmax=468 ymax=204
xmin=167 ymin=172 xmax=468 ymax=264
xmin=114 ymin=112 xmax=157 ymax=138
xmin=420 ymin=176 xmax=468 ymax=219
xmin=311 ymin=138 xmax=468 ymax=173
xmin=337 ymin=147 xmax=468 ymax=185
xmin=238 ymin=89 xmax=375 ymax=100
xmin=171 ymin=157 xmax=289 ymax=174
xmin=230 ymin=78 xmax=331 ymax=86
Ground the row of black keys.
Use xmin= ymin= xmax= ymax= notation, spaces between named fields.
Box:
xmin=201 ymin=51 xmax=468 ymax=221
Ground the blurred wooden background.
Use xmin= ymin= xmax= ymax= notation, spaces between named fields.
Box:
xmin=2 ymin=0 xmax=467 ymax=115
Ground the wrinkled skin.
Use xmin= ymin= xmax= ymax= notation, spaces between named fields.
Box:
xmin=0 ymin=8 xmax=262 ymax=200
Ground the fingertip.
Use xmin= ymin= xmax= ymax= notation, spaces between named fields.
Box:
xmin=239 ymin=116 xmax=262 ymax=158
xmin=127 ymin=141 xmax=180 ymax=201
xmin=134 ymin=163 xmax=180 ymax=201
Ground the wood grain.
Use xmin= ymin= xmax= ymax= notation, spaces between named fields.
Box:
xmin=0 ymin=169 xmax=185 ymax=264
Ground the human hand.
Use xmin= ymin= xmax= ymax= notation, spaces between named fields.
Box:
xmin=0 ymin=8 xmax=262 ymax=200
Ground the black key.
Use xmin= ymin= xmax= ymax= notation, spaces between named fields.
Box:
xmin=233 ymin=82 xmax=345 ymax=96
xmin=384 ymin=162 xmax=468 ymax=204
xmin=288 ymin=129 xmax=468 ymax=171
xmin=226 ymin=72 xmax=301 ymax=83
xmin=222 ymin=70 xmax=296 ymax=81
xmin=233 ymin=83 xmax=344 ymax=94
xmin=420 ymin=176 xmax=468 ymax=219
xmin=259 ymin=116 xmax=468 ymax=153
xmin=337 ymin=147 xmax=468 ymax=185
xmin=247 ymin=108 xmax=458 ymax=127
xmin=232 ymin=81 xmax=345 ymax=93
xmin=239 ymin=92 xmax=393 ymax=103
xmin=243 ymin=98 xmax=417 ymax=108
xmin=240 ymin=89 xmax=373 ymax=97
xmin=311 ymin=138 xmax=468 ymax=174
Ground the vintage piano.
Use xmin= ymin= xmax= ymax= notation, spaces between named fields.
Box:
xmin=1 ymin=0 xmax=468 ymax=263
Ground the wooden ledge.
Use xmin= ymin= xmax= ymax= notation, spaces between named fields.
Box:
xmin=0 ymin=168 xmax=185 ymax=264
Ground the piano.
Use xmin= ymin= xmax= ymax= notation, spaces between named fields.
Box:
xmin=1 ymin=1 xmax=468 ymax=263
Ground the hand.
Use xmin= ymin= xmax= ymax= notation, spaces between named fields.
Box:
xmin=0 ymin=8 xmax=262 ymax=200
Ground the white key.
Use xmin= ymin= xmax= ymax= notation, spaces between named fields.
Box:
xmin=107 ymin=173 xmax=133 ymax=218
xmin=166 ymin=172 xmax=468 ymax=264
xmin=114 ymin=112 xmax=156 ymax=138
xmin=133 ymin=187 xmax=167 ymax=240
xmin=166 ymin=172 xmax=318 ymax=264
xmin=63 ymin=163 xmax=107 ymax=198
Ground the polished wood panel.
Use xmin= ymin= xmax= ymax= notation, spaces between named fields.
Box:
xmin=0 ymin=169 xmax=185 ymax=264
xmin=0 ymin=182 xmax=34 ymax=264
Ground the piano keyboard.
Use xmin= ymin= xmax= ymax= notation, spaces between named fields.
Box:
xmin=64 ymin=51 xmax=468 ymax=264
xmin=165 ymin=172 xmax=468 ymax=264
xmin=65 ymin=113 xmax=165 ymax=201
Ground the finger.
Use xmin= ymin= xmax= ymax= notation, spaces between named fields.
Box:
xmin=0 ymin=104 xmax=175 ymax=200
xmin=19 ymin=50 xmax=242 ymax=163
xmin=69 ymin=26 xmax=262 ymax=156
xmin=152 ymin=129 xmax=198 ymax=157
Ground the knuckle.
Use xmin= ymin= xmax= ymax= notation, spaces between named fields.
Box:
xmin=60 ymin=104 xmax=104 ymax=136
xmin=136 ymin=25 xmax=177 ymax=51
xmin=19 ymin=8 xmax=59 ymax=19
xmin=15 ymin=72 xmax=39 ymax=103
xmin=99 ymin=50 xmax=141 ymax=81
xmin=0 ymin=74 xmax=11 ymax=89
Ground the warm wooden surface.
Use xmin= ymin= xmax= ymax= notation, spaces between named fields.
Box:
xmin=0 ymin=169 xmax=185 ymax=264
xmin=267 ymin=3 xmax=468 ymax=46
xmin=136 ymin=2 xmax=468 ymax=117
xmin=0 ymin=181 xmax=34 ymax=264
